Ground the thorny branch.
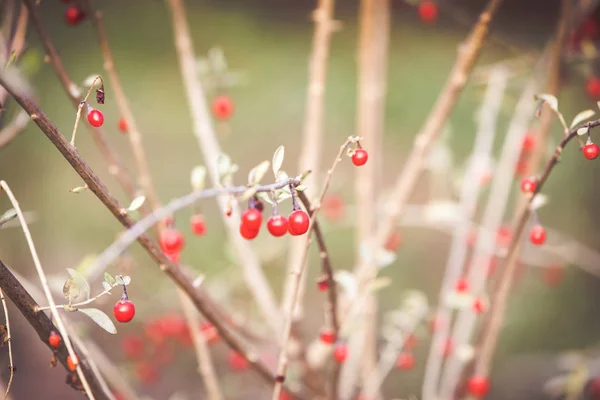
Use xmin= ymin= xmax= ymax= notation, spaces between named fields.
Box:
xmin=0 ymin=288 xmax=14 ymax=400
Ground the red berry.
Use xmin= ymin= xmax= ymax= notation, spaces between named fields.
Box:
xmin=114 ymin=300 xmax=135 ymax=323
xmin=135 ymin=363 xmax=159 ymax=383
xmin=67 ymin=354 xmax=79 ymax=371
xmin=455 ymin=278 xmax=469 ymax=293
xmin=228 ymin=351 xmax=249 ymax=371
xmin=241 ymin=208 xmax=262 ymax=231
xmin=319 ymin=329 xmax=336 ymax=345
xmin=521 ymin=133 xmax=537 ymax=153
xmin=87 ymin=108 xmax=104 ymax=127
xmin=583 ymin=142 xmax=600 ymax=160
xmin=418 ymin=1 xmax=438 ymax=23
xmin=472 ymin=297 xmax=486 ymax=314
xmin=165 ymin=251 xmax=180 ymax=263
xmin=384 ymin=230 xmax=402 ymax=252
xmin=190 ymin=214 xmax=207 ymax=236
xmin=200 ymin=321 xmax=220 ymax=344
xmin=239 ymin=223 xmax=259 ymax=240
xmin=144 ymin=320 xmax=166 ymax=345
xmin=121 ymin=335 xmax=144 ymax=359
xmin=159 ymin=229 xmax=185 ymax=253
xmin=520 ymin=177 xmax=537 ymax=193
xmin=212 ymin=95 xmax=234 ymax=120
xmin=587 ymin=77 xmax=600 ymax=98
xmin=396 ymin=352 xmax=415 ymax=370
xmin=65 ymin=6 xmax=86 ymax=26
xmin=118 ymin=117 xmax=128 ymax=133
xmin=49 ymin=331 xmax=61 ymax=349
xmin=267 ymin=215 xmax=288 ymax=237
xmin=317 ymin=276 xmax=329 ymax=292
xmin=351 ymin=149 xmax=369 ymax=166
xmin=159 ymin=314 xmax=187 ymax=337
xmin=515 ymin=158 xmax=529 ymax=178
xmin=404 ymin=333 xmax=418 ymax=350
xmin=467 ymin=375 xmax=490 ymax=398
xmin=333 ymin=343 xmax=348 ymax=363
xmin=288 ymin=210 xmax=310 ymax=235
xmin=323 ymin=194 xmax=345 ymax=221
xmin=529 ymin=225 xmax=546 ymax=246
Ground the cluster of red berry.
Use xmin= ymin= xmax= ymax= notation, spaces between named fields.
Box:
xmin=240 ymin=206 xmax=311 ymax=240
xmin=62 ymin=0 xmax=86 ymax=26
xmin=48 ymin=331 xmax=80 ymax=373
xmin=158 ymin=214 xmax=206 ymax=262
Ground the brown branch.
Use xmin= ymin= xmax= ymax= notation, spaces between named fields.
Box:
xmin=81 ymin=0 xmax=161 ymax=212
xmin=21 ymin=0 xmax=139 ymax=205
xmin=0 ymin=259 xmax=110 ymax=400
xmin=0 ymin=75 xmax=279 ymax=388
xmin=473 ymin=117 xmax=600 ymax=378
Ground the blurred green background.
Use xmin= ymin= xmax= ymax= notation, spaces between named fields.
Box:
xmin=2 ymin=1 xmax=600 ymax=399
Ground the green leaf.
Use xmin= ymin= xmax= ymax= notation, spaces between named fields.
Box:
xmin=127 ymin=196 xmax=146 ymax=212
xmin=78 ymin=308 xmax=117 ymax=334
xmin=295 ymin=185 xmax=307 ymax=192
xmin=570 ymin=109 xmax=595 ymax=128
xmin=272 ymin=146 xmax=285 ymax=176
xmin=65 ymin=268 xmax=90 ymax=301
xmin=104 ymin=272 xmax=116 ymax=286
xmin=69 ymin=185 xmax=87 ymax=194
xmin=241 ymin=186 xmax=258 ymax=201
xmin=0 ymin=209 xmax=17 ymax=228
xmin=256 ymin=191 xmax=274 ymax=205
xmin=101 ymin=281 xmax=112 ymax=291
xmin=248 ymin=160 xmax=270 ymax=185
xmin=190 ymin=166 xmax=207 ymax=191
xmin=534 ymin=94 xmax=558 ymax=113
xmin=299 ymin=169 xmax=312 ymax=182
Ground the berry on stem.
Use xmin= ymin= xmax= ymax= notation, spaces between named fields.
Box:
xmin=87 ymin=108 xmax=104 ymax=127
xmin=472 ymin=297 xmax=487 ymax=314
xmin=396 ymin=352 xmax=415 ymax=370
xmin=114 ymin=300 xmax=136 ymax=323
xmin=418 ymin=1 xmax=438 ymax=23
xmin=529 ymin=225 xmax=546 ymax=246
xmin=467 ymin=375 xmax=490 ymax=398
xmin=351 ymin=148 xmax=369 ymax=167
xmin=455 ymin=277 xmax=469 ymax=293
xmin=240 ymin=223 xmax=259 ymax=240
xmin=65 ymin=6 xmax=86 ymax=26
xmin=49 ymin=331 xmax=61 ymax=349
xmin=317 ymin=276 xmax=329 ymax=292
xmin=267 ymin=214 xmax=288 ymax=237
xmin=190 ymin=214 xmax=207 ymax=236
xmin=212 ymin=95 xmax=234 ymax=120
xmin=288 ymin=210 xmax=310 ymax=235
xmin=583 ymin=141 xmax=600 ymax=160
xmin=67 ymin=354 xmax=79 ymax=371
xmin=333 ymin=342 xmax=348 ymax=363
xmin=319 ymin=329 xmax=336 ymax=345
xmin=241 ymin=208 xmax=263 ymax=231
xmin=520 ymin=177 xmax=537 ymax=193
xmin=159 ymin=229 xmax=185 ymax=254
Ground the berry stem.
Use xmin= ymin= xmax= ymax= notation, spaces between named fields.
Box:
xmin=271 ymin=191 xmax=280 ymax=215
xmin=289 ymin=184 xmax=301 ymax=211
xmin=121 ymin=284 xmax=129 ymax=301
xmin=70 ymin=102 xmax=86 ymax=146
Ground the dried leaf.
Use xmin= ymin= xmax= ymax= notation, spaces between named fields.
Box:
xmin=78 ymin=308 xmax=117 ymax=334
xmin=534 ymin=94 xmax=558 ymax=112
xmin=570 ymin=109 xmax=595 ymax=128
xmin=127 ymin=196 xmax=146 ymax=212
xmin=272 ymin=146 xmax=285 ymax=176
xmin=66 ymin=268 xmax=90 ymax=300
xmin=248 ymin=160 xmax=270 ymax=185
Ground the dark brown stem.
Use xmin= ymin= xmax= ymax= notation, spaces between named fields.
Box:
xmin=0 ymin=74 xmax=278 ymax=387
xmin=0 ymin=259 xmax=110 ymax=400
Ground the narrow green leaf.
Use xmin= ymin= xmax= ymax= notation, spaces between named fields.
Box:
xmin=102 ymin=281 xmax=112 ymax=291
xmin=78 ymin=308 xmax=117 ymax=334
xmin=570 ymin=109 xmax=595 ymax=128
xmin=256 ymin=192 xmax=274 ymax=205
xmin=272 ymin=146 xmax=285 ymax=176
xmin=0 ymin=209 xmax=17 ymax=228
xmin=127 ymin=196 xmax=146 ymax=212
xmin=248 ymin=160 xmax=270 ymax=185
xmin=241 ymin=186 xmax=258 ymax=201
xmin=104 ymin=272 xmax=116 ymax=286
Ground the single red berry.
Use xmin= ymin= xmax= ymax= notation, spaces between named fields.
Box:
xmin=351 ymin=149 xmax=369 ymax=166
xmin=267 ymin=215 xmax=288 ymax=237
xmin=396 ymin=352 xmax=415 ymax=370
xmin=279 ymin=392 xmax=292 ymax=400
xmin=239 ymin=223 xmax=259 ymax=240
xmin=288 ymin=210 xmax=310 ymax=235
xmin=583 ymin=142 xmax=600 ymax=160
xmin=118 ymin=117 xmax=128 ymax=133
xmin=323 ymin=194 xmax=345 ymax=221
xmin=121 ymin=335 xmax=144 ymax=359
xmin=333 ymin=342 xmax=348 ymax=363
xmin=521 ymin=133 xmax=537 ymax=153
xmin=190 ymin=214 xmax=207 ymax=236
xmin=65 ymin=6 xmax=86 ymax=26
xmin=114 ymin=300 xmax=136 ymax=323
xmin=472 ymin=297 xmax=486 ymax=314
xmin=159 ymin=229 xmax=185 ymax=253
xmin=467 ymin=375 xmax=490 ymax=398
xmin=135 ymin=363 xmax=159 ymax=383
xmin=587 ymin=77 xmax=600 ymax=98
xmin=384 ymin=230 xmax=402 ymax=252
xmin=49 ymin=331 xmax=61 ymax=349
xmin=529 ymin=225 xmax=546 ymax=246
xmin=200 ymin=321 xmax=220 ymax=344
xmin=418 ymin=1 xmax=438 ymax=23
xmin=317 ymin=276 xmax=329 ymax=292
xmin=67 ymin=354 xmax=79 ymax=371
xmin=87 ymin=108 xmax=104 ymax=127
xmin=228 ymin=351 xmax=249 ymax=371
xmin=212 ymin=95 xmax=234 ymax=120
xmin=455 ymin=278 xmax=469 ymax=293
xmin=319 ymin=329 xmax=336 ymax=345
xmin=520 ymin=177 xmax=537 ymax=193
xmin=241 ymin=208 xmax=262 ymax=231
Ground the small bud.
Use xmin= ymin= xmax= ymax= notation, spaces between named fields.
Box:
xmin=96 ymin=85 xmax=105 ymax=104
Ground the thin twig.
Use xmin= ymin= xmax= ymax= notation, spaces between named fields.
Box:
xmin=0 ymin=288 xmax=14 ymax=400
xmin=273 ymin=137 xmax=355 ymax=400
xmin=37 ymin=281 xmax=118 ymax=311
xmin=177 ymin=289 xmax=223 ymax=400
xmin=0 ymin=75 xmax=279 ymax=387
xmin=0 ymin=260 xmax=110 ymax=399
xmin=81 ymin=0 xmax=161 ymax=211
xmin=473 ymin=118 xmax=600 ymax=378
xmin=165 ymin=0 xmax=282 ymax=336
xmin=0 ymin=181 xmax=96 ymax=400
